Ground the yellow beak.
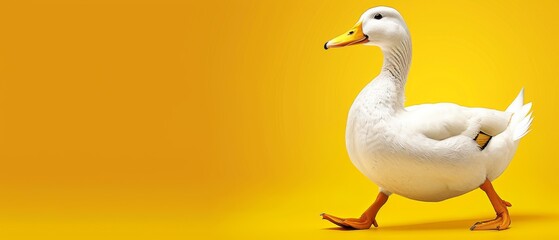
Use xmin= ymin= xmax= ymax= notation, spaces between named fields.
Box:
xmin=324 ymin=21 xmax=368 ymax=50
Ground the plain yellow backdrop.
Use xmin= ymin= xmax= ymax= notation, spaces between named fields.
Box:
xmin=0 ymin=0 xmax=557 ymax=239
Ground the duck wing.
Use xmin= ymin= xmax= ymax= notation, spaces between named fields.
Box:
xmin=403 ymin=103 xmax=512 ymax=142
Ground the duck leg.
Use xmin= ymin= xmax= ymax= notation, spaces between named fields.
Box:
xmin=470 ymin=179 xmax=512 ymax=231
xmin=321 ymin=192 xmax=388 ymax=229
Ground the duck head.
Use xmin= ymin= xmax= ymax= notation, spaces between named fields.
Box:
xmin=324 ymin=6 xmax=410 ymax=50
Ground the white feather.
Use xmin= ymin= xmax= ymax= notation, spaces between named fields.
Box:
xmin=513 ymin=110 xmax=533 ymax=141
xmin=506 ymin=88 xmax=524 ymax=113
xmin=507 ymin=89 xmax=532 ymax=141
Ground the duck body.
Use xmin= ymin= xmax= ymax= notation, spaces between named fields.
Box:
xmin=346 ymin=71 xmax=526 ymax=202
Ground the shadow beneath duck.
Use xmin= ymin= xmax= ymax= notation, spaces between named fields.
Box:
xmin=322 ymin=227 xmax=356 ymax=231
xmin=323 ymin=213 xmax=558 ymax=231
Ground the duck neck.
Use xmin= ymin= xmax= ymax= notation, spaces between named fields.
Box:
xmin=381 ymin=36 xmax=412 ymax=83
xmin=371 ymin=36 xmax=412 ymax=112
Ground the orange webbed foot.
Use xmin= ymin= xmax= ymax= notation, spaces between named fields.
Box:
xmin=321 ymin=192 xmax=388 ymax=230
xmin=321 ymin=213 xmax=377 ymax=230
xmin=470 ymin=199 xmax=512 ymax=231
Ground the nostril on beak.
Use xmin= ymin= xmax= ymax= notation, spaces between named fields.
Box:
xmin=348 ymin=31 xmax=354 ymax=35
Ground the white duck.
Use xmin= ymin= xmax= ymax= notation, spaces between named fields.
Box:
xmin=321 ymin=6 xmax=532 ymax=231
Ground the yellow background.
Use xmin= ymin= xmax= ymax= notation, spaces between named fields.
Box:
xmin=0 ymin=0 xmax=557 ymax=239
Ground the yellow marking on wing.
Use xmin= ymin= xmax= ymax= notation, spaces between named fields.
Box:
xmin=475 ymin=132 xmax=492 ymax=150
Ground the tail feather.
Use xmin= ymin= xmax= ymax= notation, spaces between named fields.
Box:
xmin=515 ymin=102 xmax=532 ymax=121
xmin=506 ymin=88 xmax=533 ymax=141
xmin=514 ymin=112 xmax=533 ymax=140
xmin=506 ymin=88 xmax=524 ymax=113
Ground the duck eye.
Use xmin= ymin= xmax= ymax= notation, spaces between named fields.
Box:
xmin=374 ymin=13 xmax=383 ymax=20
